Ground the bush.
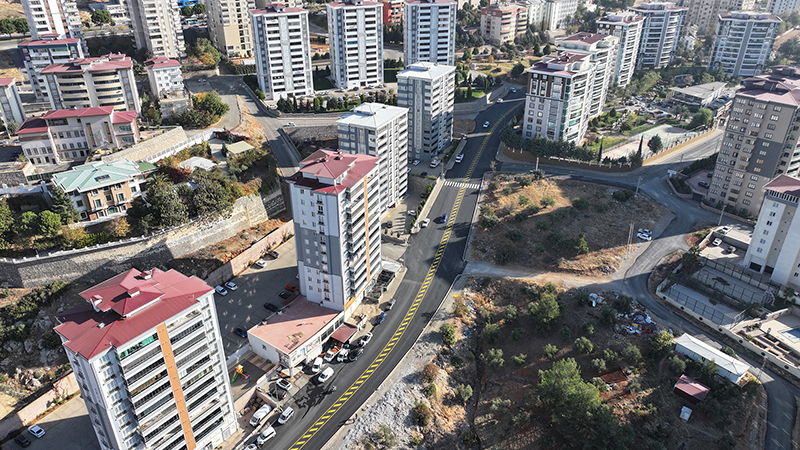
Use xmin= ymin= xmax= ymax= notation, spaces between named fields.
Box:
xmin=719 ymin=346 xmax=738 ymax=359
xmin=581 ymin=320 xmax=595 ymax=335
xmin=455 ymin=384 xmax=473 ymax=404
xmin=503 ymin=305 xmax=518 ymax=321
xmin=612 ymin=294 xmax=634 ymax=314
xmin=540 ymin=196 xmax=555 ymax=207
xmin=423 ymin=384 xmax=436 ymax=398
xmin=450 ymin=356 xmax=464 ymax=369
xmin=481 ymin=214 xmax=499 ymax=228
xmin=535 ymin=220 xmax=549 ymax=231
xmin=488 ymin=181 xmax=499 ymax=190
xmin=502 ymin=186 xmax=514 ymax=195
xmin=422 ymin=363 xmax=438 ymax=383
xmin=627 ymin=378 xmax=641 ymax=393
xmin=622 ymin=343 xmax=642 ymax=363
xmin=481 ymin=348 xmax=505 ymax=369
xmin=482 ymin=323 xmax=501 ymax=345
xmin=717 ymin=435 xmax=736 ymax=450
xmin=603 ymin=349 xmax=618 ymax=363
xmin=511 ymin=327 xmax=524 ymax=340
xmin=512 ymin=353 xmax=527 ymax=366
xmin=519 ymin=194 xmax=530 ymax=205
xmin=489 ymin=398 xmax=512 ymax=416
xmin=600 ymin=306 xmax=618 ymax=325
xmin=505 ymin=228 xmax=524 ymax=241
xmin=439 ymin=323 xmax=456 ymax=346
xmin=572 ymin=197 xmax=590 ymax=210
xmin=574 ymin=290 xmax=590 ymax=306
xmin=560 ymin=325 xmax=572 ymax=341
xmin=412 ymin=402 xmax=432 ymax=425
xmin=612 ymin=189 xmax=635 ymax=202
xmin=543 ymin=343 xmax=558 ymax=359
xmin=525 ymin=204 xmax=540 ymax=215
xmin=591 ymin=358 xmax=607 ymax=373
xmin=649 ymin=330 xmax=674 ymax=357
xmin=574 ymin=336 xmax=594 ymax=354
xmin=667 ymin=354 xmax=686 ymax=374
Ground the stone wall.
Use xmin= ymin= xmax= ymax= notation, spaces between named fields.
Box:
xmin=262 ymin=185 xmax=286 ymax=218
xmin=0 ymin=194 xmax=269 ymax=288
xmin=0 ymin=373 xmax=79 ymax=441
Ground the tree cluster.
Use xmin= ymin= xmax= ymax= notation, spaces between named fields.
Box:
xmin=455 ymin=25 xmax=484 ymax=49
xmin=174 ymin=91 xmax=229 ymax=128
xmin=181 ymin=3 xmax=205 ymax=17
xmin=187 ymin=38 xmax=220 ymax=69
xmin=91 ymin=10 xmax=112 ymax=25
xmin=383 ymin=22 xmax=402 ymax=44
xmin=0 ymin=18 xmax=28 ymax=36
xmin=500 ymin=126 xmax=598 ymax=162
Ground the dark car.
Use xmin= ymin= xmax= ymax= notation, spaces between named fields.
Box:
xmin=264 ymin=302 xmax=279 ymax=312
xmin=14 ymin=435 xmax=31 ymax=447
xmin=233 ymin=328 xmax=247 ymax=338
xmin=698 ymin=181 xmax=710 ymax=188
xmin=376 ymin=312 xmax=387 ymax=324
xmin=349 ymin=347 xmax=364 ymax=361
xmin=441 ymin=214 xmax=448 ymax=223
xmin=279 ymin=291 xmax=292 ymax=299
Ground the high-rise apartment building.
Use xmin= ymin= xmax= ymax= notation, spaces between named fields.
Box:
xmin=523 ymin=52 xmax=594 ymax=143
xmin=629 ymin=2 xmax=687 ymax=70
xmin=128 ymin=0 xmax=186 ymax=58
xmin=54 ymin=268 xmax=238 ymax=450
xmin=743 ymin=175 xmax=800 ymax=289
xmin=682 ymin=0 xmax=755 ymax=33
xmin=327 ymin=0 xmax=384 ymax=89
xmin=597 ymin=11 xmax=644 ymax=88
xmin=397 ymin=62 xmax=455 ymax=162
xmin=403 ymin=0 xmax=457 ymax=66
xmin=768 ymin=0 xmax=800 ymax=15
xmin=287 ymin=150 xmax=383 ymax=318
xmin=41 ymin=53 xmax=141 ymax=113
xmin=144 ymin=56 xmax=191 ymax=118
xmin=251 ymin=4 xmax=314 ymax=100
xmin=207 ymin=0 xmax=256 ymax=57
xmin=382 ymin=0 xmax=403 ymax=24
xmin=19 ymin=35 xmax=84 ymax=101
xmin=541 ymin=0 xmax=579 ymax=30
xmin=22 ymin=0 xmax=83 ymax=42
xmin=0 ymin=78 xmax=25 ymax=130
xmin=338 ymin=103 xmax=409 ymax=211
xmin=557 ymin=32 xmax=618 ymax=118
xmin=706 ymin=66 xmax=800 ymax=216
xmin=480 ymin=2 xmax=529 ymax=46
xmin=709 ymin=11 xmax=780 ymax=78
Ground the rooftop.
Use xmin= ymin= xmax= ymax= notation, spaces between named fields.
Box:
xmin=674 ymin=334 xmax=752 ymax=377
xmin=52 ymin=159 xmax=143 ymax=192
xmin=765 ymin=174 xmax=800 ymax=198
xmin=0 ymin=77 xmax=14 ymax=87
xmin=18 ymin=37 xmax=81 ymax=47
xmin=527 ymin=52 xmax=590 ymax=76
xmin=668 ymin=82 xmax=726 ymax=98
xmin=673 ymin=375 xmax=710 ymax=402
xmin=178 ymin=156 xmax=217 ymax=172
xmin=337 ymin=102 xmax=407 ymax=129
xmin=248 ymin=297 xmax=341 ymax=355
xmin=561 ymin=32 xmax=610 ymax=45
xmin=288 ymin=149 xmax=379 ymax=193
xmin=16 ymin=107 xmax=137 ymax=135
xmin=327 ymin=0 xmax=381 ymax=7
xmin=397 ymin=62 xmax=456 ymax=81
xmin=251 ymin=3 xmax=307 ymax=14
xmin=41 ymin=53 xmax=133 ymax=74
xmin=225 ymin=140 xmax=256 ymax=156
xmin=55 ymin=268 xmax=212 ymax=359
xmin=629 ymin=2 xmax=687 ymax=12
xmin=404 ymin=0 xmax=456 ymax=4
xmin=598 ymin=11 xmax=644 ymax=23
xmin=720 ymin=10 xmax=780 ymax=21
xmin=144 ymin=56 xmax=181 ymax=69
xmin=481 ymin=2 xmax=526 ymax=11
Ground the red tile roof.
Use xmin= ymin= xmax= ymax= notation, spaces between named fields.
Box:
xmin=41 ymin=53 xmax=132 ymax=74
xmin=673 ymin=375 xmax=710 ymax=402
xmin=18 ymin=37 xmax=81 ymax=47
xmin=765 ymin=174 xmax=800 ymax=197
xmin=144 ymin=56 xmax=182 ymax=69
xmin=111 ymin=110 xmax=137 ymax=124
xmin=15 ymin=117 xmax=49 ymax=135
xmin=55 ymin=268 xmax=212 ymax=359
xmin=43 ymin=106 xmax=115 ymax=119
xmin=288 ymin=149 xmax=379 ymax=193
xmin=0 ymin=77 xmax=14 ymax=87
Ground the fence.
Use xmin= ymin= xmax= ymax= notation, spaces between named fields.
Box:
xmin=701 ymin=256 xmax=781 ymax=293
xmin=692 ymin=267 xmax=775 ymax=305
xmin=665 ymin=284 xmax=737 ymax=325
xmin=141 ymin=129 xmax=217 ymax=163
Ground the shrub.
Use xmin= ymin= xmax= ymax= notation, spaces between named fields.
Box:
xmin=719 ymin=346 xmax=738 ymax=359
xmin=439 ymin=323 xmax=456 ymax=346
xmin=502 ymin=186 xmax=514 ymax=195
xmin=560 ymin=325 xmax=572 ymax=341
xmin=519 ymin=177 xmax=532 ymax=187
xmin=455 ymin=384 xmax=473 ymax=404
xmin=504 ymin=305 xmax=518 ymax=321
xmin=667 ymin=354 xmax=686 ymax=374
xmin=495 ymin=248 xmax=514 ymax=265
xmin=574 ymin=290 xmax=590 ymax=306
xmin=451 ymin=356 xmax=464 ymax=369
xmin=481 ymin=348 xmax=505 ymax=368
xmin=535 ymin=220 xmax=549 ymax=231
xmin=488 ymin=181 xmax=499 ymax=190
xmin=600 ymin=306 xmax=618 ymax=325
xmin=622 ymin=343 xmax=642 ymax=363
xmin=612 ymin=189 xmax=635 ymax=202
xmin=489 ymin=398 xmax=512 ymax=416
xmin=505 ymin=229 xmax=524 ymax=241
xmin=370 ymin=424 xmax=398 ymax=448
xmin=511 ymin=327 xmax=524 ymax=340
xmin=627 ymin=378 xmax=641 ymax=393
xmin=543 ymin=343 xmax=558 ymax=359
xmin=591 ymin=377 xmax=608 ymax=391
xmin=525 ymin=204 xmax=540 ymax=215
xmin=572 ymin=197 xmax=590 ymax=210
xmin=512 ymin=353 xmax=527 ymax=366
xmin=649 ymin=330 xmax=674 ymax=357
xmin=612 ymin=295 xmax=634 ymax=314
xmin=540 ymin=196 xmax=555 ymax=207
xmin=512 ymin=412 xmax=531 ymax=427
xmin=412 ymin=402 xmax=432 ymax=426
xmin=481 ymin=214 xmax=500 ymax=228
xmin=603 ymin=349 xmax=618 ymax=362
xmin=514 ymin=212 xmax=528 ymax=222
xmin=423 ymin=384 xmax=436 ymax=398
xmin=482 ymin=323 xmax=501 ymax=344
xmin=422 ymin=363 xmax=438 ymax=383
xmin=574 ymin=336 xmax=594 ymax=354
xmin=581 ymin=320 xmax=595 ymax=335
xmin=519 ymin=194 xmax=530 ymax=205
xmin=717 ymin=435 xmax=736 ymax=450
xmin=591 ymin=358 xmax=607 ymax=373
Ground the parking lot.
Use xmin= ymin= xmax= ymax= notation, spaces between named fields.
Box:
xmin=1 ymin=395 xmax=99 ymax=450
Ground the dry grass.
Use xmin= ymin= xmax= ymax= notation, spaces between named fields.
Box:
xmin=472 ymin=176 xmax=668 ymax=275
xmin=0 ymin=51 xmax=21 ymax=81
xmin=0 ymin=2 xmax=24 ymax=19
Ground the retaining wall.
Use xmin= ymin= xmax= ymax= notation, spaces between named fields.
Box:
xmin=453 ymin=85 xmax=509 ymax=115
xmin=0 ymin=373 xmax=79 ymax=441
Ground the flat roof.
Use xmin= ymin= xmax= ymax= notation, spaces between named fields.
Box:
xmin=251 ymin=3 xmax=307 ymax=14
xmin=669 ymin=82 xmax=726 ymax=98
xmin=248 ymin=297 xmax=340 ymax=354
xmin=226 ymin=140 xmax=256 ymax=155
xmin=337 ymin=102 xmax=407 ymax=129
xmin=765 ymin=174 xmax=800 ymax=197
xmin=674 ymin=334 xmax=751 ymax=377
xmin=561 ymin=32 xmax=609 ymax=45
xmin=397 ymin=62 xmax=455 ymax=81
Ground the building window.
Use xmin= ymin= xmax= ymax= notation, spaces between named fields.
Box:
xmin=117 ymin=193 xmax=124 ymax=202
xmin=757 ymin=247 xmax=763 ymax=253
xmin=76 ymin=200 xmax=83 ymax=207
xmin=94 ymin=199 xmax=101 ymax=208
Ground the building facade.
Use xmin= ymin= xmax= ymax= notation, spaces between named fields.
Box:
xmin=128 ymin=0 xmax=186 ymax=58
xmin=403 ymin=0 xmax=457 ymax=66
xmin=327 ymin=0 xmax=384 ymax=89
xmin=709 ymin=12 xmax=780 ymax=78
xmin=682 ymin=0 xmax=756 ymax=33
xmin=16 ymin=107 xmax=139 ymax=166
xmin=88 ymin=1 xmax=130 ymax=26
xmin=251 ymin=5 xmax=314 ymax=101
xmin=19 ymin=36 xmax=84 ymax=101
xmin=743 ymin=175 xmax=800 ymax=290
xmin=0 ymin=78 xmax=25 ymax=130
xmin=144 ymin=56 xmax=191 ymax=118
xmin=480 ymin=2 xmax=529 ymax=46
xmin=54 ymin=268 xmax=238 ymax=450
xmin=666 ymin=81 xmax=726 ymax=108
xmin=52 ymin=159 xmax=151 ymax=221
xmin=382 ymin=0 xmax=403 ymax=24
xmin=541 ymin=0 xmax=579 ymax=31
xmin=21 ymin=0 xmax=83 ymax=42
xmin=706 ymin=66 xmax=800 ymax=216
xmin=523 ymin=52 xmax=594 ymax=144
xmin=767 ymin=0 xmax=799 ymax=16
xmin=557 ymin=32 xmax=618 ymax=119
xmin=41 ymin=53 xmax=141 ymax=113
xmin=287 ymin=150 xmax=382 ymax=318
xmin=596 ymin=11 xmax=644 ymax=88
xmin=397 ymin=62 xmax=454 ymax=162
xmin=629 ymin=2 xmax=687 ymax=70
xmin=337 ymin=103 xmax=409 ymax=210
xmin=207 ymin=0 xmax=256 ymax=57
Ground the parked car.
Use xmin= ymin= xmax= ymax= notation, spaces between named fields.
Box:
xmin=214 ymin=285 xmax=228 ymax=296
xmin=337 ymin=348 xmax=350 ymax=362
xmin=279 ymin=291 xmax=292 ymax=299
xmin=284 ymin=122 xmax=296 ymax=127
xmin=256 ymin=426 xmax=277 ymax=445
xmin=376 ymin=312 xmax=387 ymax=324
xmin=224 ymin=281 xmax=238 ymax=291
xmin=637 ymin=228 xmax=651 ymax=235
xmin=349 ymin=347 xmax=364 ymax=361
xmin=386 ymin=298 xmax=396 ymax=311
xmin=276 ymin=378 xmax=293 ymax=391
xmin=323 ymin=348 xmax=337 ymax=362
xmin=255 ymin=259 xmax=268 ymax=268
xmin=318 ymin=367 xmax=334 ymax=383
xmin=455 ymin=154 xmax=464 ymax=163
xmin=727 ymin=245 xmax=736 ymax=254
xmin=429 ymin=160 xmax=440 ymax=168
xmin=421 ymin=218 xmax=430 ymax=228
xmin=268 ymin=251 xmax=280 ymax=259
xmin=245 ymin=444 xmax=257 ymax=450
xmin=249 ymin=405 xmax=273 ymax=427
xmin=496 ymin=98 xmax=503 ymax=103
xmin=311 ymin=357 xmax=323 ymax=373
xmin=407 ymin=210 xmax=417 ymax=216
xmin=285 ymin=284 xmax=299 ymax=292
xmin=233 ymin=328 xmax=247 ymax=338
xmin=483 ymin=121 xmax=490 ymax=128
xmin=27 ymin=425 xmax=45 ymax=438
xmin=712 ymin=238 xmax=722 ymax=246
xmin=707 ymin=172 xmax=713 ymax=178
xmin=511 ymin=88 xmax=517 ymax=93
xmin=637 ymin=233 xmax=652 ymax=241
xmin=278 ymin=407 xmax=295 ymax=424
xmin=698 ymin=181 xmax=710 ymax=188
xmin=719 ymin=226 xmax=732 ymax=235
xmin=14 ymin=435 xmax=31 ymax=447
xmin=358 ymin=332 xmax=373 ymax=347
xmin=264 ymin=302 xmax=279 ymax=312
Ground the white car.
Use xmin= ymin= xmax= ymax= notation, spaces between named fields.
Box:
xmin=483 ymin=121 xmax=490 ymax=128
xmin=496 ymin=98 xmax=504 ymax=103
xmin=224 ymin=281 xmax=238 ymax=291
xmin=421 ymin=218 xmax=430 ymax=228
xmin=284 ymin=122 xmax=296 ymax=127
xmin=455 ymin=154 xmax=464 ymax=163
xmin=358 ymin=332 xmax=373 ymax=347
xmin=407 ymin=210 xmax=417 ymax=216
xmin=712 ymin=238 xmax=722 ymax=246
xmin=311 ymin=357 xmax=323 ymax=373
xmin=337 ymin=348 xmax=350 ymax=362
xmin=245 ymin=444 xmax=258 ymax=450
xmin=257 ymin=426 xmax=276 ymax=445
xmin=255 ymin=259 xmax=268 ymax=268
xmin=719 ymin=226 xmax=732 ymax=235
xmin=214 ymin=285 xmax=228 ymax=296
xmin=249 ymin=405 xmax=272 ymax=427
xmin=28 ymin=425 xmax=45 ymax=438
xmin=276 ymin=378 xmax=293 ymax=391
xmin=429 ymin=160 xmax=440 ymax=168
xmin=637 ymin=228 xmax=651 ymax=235
xmin=323 ymin=349 xmax=337 ymax=362
xmin=412 ymin=159 xmax=420 ymax=166
xmin=318 ymin=367 xmax=334 ymax=383
xmin=278 ymin=407 xmax=295 ymax=424
xmin=637 ymin=233 xmax=652 ymax=241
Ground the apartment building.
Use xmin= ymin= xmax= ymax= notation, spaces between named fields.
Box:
xmin=523 ymin=52 xmax=594 ymax=144
xmin=144 ymin=56 xmax=191 ymax=118
xmin=709 ymin=12 xmax=781 ymax=78
xmin=403 ymin=0 xmax=457 ymax=66
xmin=52 ymin=159 xmax=151 ymax=221
xmin=524 ymin=0 xmax=544 ymax=29
xmin=557 ymin=33 xmax=618 ymax=119
xmin=54 ymin=268 xmax=238 ymax=450
xmin=629 ymin=2 xmax=687 ymax=70
xmin=16 ymin=107 xmax=138 ymax=166
xmin=768 ymin=0 xmax=800 ymax=15
xmin=21 ymin=0 xmax=83 ymax=43
xmin=743 ymin=175 xmax=800 ymax=289
xmin=480 ymin=2 xmax=529 ymax=46
xmin=128 ymin=0 xmax=186 ymax=58
xmin=41 ymin=53 xmax=141 ymax=113
xmin=338 ymin=103 xmax=409 ymax=210
xmin=251 ymin=4 xmax=314 ymax=101
xmin=682 ymin=0 xmax=755 ymax=33
xmin=382 ymin=0 xmax=403 ymax=24
xmin=207 ymin=0 xmax=256 ymax=57
xmin=596 ymin=11 xmax=644 ymax=88
xmin=706 ymin=66 xmax=800 ymax=217
xmin=0 ymin=78 xmax=25 ymax=130
xmin=287 ymin=150 xmax=382 ymax=318
xmin=397 ymin=62 xmax=455 ymax=162
xmin=19 ymin=35 xmax=84 ymax=101
xmin=88 ymin=1 xmax=130 ymax=26
xmin=328 ymin=0 xmax=384 ymax=89
xmin=541 ymin=0 xmax=579 ymax=31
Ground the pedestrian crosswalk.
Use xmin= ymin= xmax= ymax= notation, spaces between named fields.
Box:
xmin=443 ymin=180 xmax=481 ymax=190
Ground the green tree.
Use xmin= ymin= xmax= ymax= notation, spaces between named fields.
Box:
xmin=91 ymin=9 xmax=112 ymax=24
xmin=145 ymin=177 xmax=188 ymax=228
xmin=529 ymin=293 xmax=560 ymax=329
xmin=0 ymin=19 xmax=15 ymax=36
xmin=574 ymin=336 xmax=594 ymax=354
xmin=667 ymin=354 xmax=686 ymax=374
xmin=543 ymin=343 xmax=558 ymax=359
xmin=463 ymin=48 xmax=472 ymax=61
xmin=648 ymin=135 xmax=663 ymax=153
xmin=12 ymin=17 xmax=27 ymax=34
xmin=688 ymin=108 xmax=713 ymax=130
xmin=0 ymin=200 xmax=12 ymax=242
xmin=49 ymin=185 xmax=80 ymax=224
xmin=439 ymin=323 xmax=456 ymax=346
xmin=482 ymin=323 xmax=501 ymax=344
xmin=181 ymin=5 xmax=194 ymax=16
xmin=510 ymin=62 xmax=525 ymax=77
xmin=622 ymin=343 xmax=641 ymax=363
xmin=37 ymin=211 xmax=62 ymax=237
xmin=481 ymin=348 xmax=505 ymax=369
xmin=193 ymin=3 xmax=205 ymax=15
xmin=191 ymin=173 xmax=234 ymax=216
xmin=14 ymin=211 xmax=38 ymax=241
xmin=700 ymin=72 xmax=716 ymax=84
xmin=455 ymin=384 xmax=473 ymax=404
xmin=194 ymin=91 xmax=229 ymax=117
xmin=649 ymin=330 xmax=673 ymax=357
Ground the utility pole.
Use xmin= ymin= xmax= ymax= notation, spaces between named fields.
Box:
xmin=717 ymin=202 xmax=726 ymax=226
xmin=626 ymin=222 xmax=634 ymax=259
xmin=635 ymin=176 xmax=642 ymax=196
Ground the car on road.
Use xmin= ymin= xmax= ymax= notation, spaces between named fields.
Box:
xmin=496 ymin=98 xmax=503 ymax=103
xmin=224 ymin=281 xmax=238 ymax=291
xmin=245 ymin=444 xmax=257 ymax=450
xmin=707 ymin=172 xmax=713 ymax=178
xmin=441 ymin=214 xmax=448 ymax=223
xmin=268 ymin=104 xmax=278 ymax=109
xmin=698 ymin=181 xmax=710 ymax=188
xmin=311 ymin=357 xmax=323 ymax=373
xmin=412 ymin=159 xmax=420 ymax=165
xmin=279 ymin=291 xmax=292 ymax=299
xmin=14 ymin=435 xmax=31 ymax=447
xmin=483 ymin=121 xmax=490 ymax=128
xmin=233 ymin=328 xmax=247 ymax=338
xmin=249 ymin=405 xmax=273 ymax=427
xmin=284 ymin=122 xmax=296 ymax=127
xmin=276 ymin=378 xmax=293 ymax=391
xmin=255 ymin=259 xmax=268 ymax=268
xmin=268 ymin=250 xmax=280 ymax=259
xmin=349 ymin=347 xmax=364 ymax=361
xmin=637 ymin=233 xmax=652 ymax=241
xmin=511 ymin=88 xmax=517 ymax=93
xmin=407 ymin=167 xmax=411 ymax=173
xmin=407 ymin=210 xmax=417 ymax=216
xmin=376 ymin=312 xmax=387 ymax=324
xmin=198 ymin=78 xmax=206 ymax=83
xmin=264 ymin=302 xmax=279 ymax=312
xmin=337 ymin=348 xmax=350 ymax=362
xmin=386 ymin=298 xmax=396 ymax=310
xmin=285 ymin=284 xmax=299 ymax=292
xmin=27 ymin=425 xmax=45 ymax=438
xmin=214 ymin=285 xmax=228 ymax=296
xmin=712 ymin=238 xmax=722 ymax=246
xmin=257 ymin=426 xmax=277 ymax=445
xmin=318 ymin=367 xmax=334 ymax=383
xmin=358 ymin=332 xmax=373 ymax=347
xmin=278 ymin=407 xmax=295 ymax=424
xmin=455 ymin=154 xmax=464 ymax=163
xmin=421 ymin=218 xmax=430 ymax=228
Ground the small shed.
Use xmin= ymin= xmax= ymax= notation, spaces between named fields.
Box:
xmin=673 ymin=375 xmax=710 ymax=404
xmin=225 ymin=141 xmax=255 ymax=157
xmin=674 ymin=334 xmax=752 ymax=384
xmin=178 ymin=156 xmax=216 ymax=172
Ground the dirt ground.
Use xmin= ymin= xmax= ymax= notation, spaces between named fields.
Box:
xmin=0 ymin=1 xmax=23 ymax=19
xmin=472 ymin=176 xmax=669 ymax=275
xmin=454 ymin=119 xmax=476 ymax=134
xmin=0 ymin=51 xmax=21 ymax=81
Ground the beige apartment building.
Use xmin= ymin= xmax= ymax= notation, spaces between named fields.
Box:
xmin=596 ymin=11 xmax=644 ymax=88
xmin=683 ymin=0 xmax=755 ymax=33
xmin=208 ymin=0 xmax=256 ymax=57
xmin=480 ymin=2 xmax=529 ymax=46
xmin=21 ymin=0 xmax=83 ymax=42
xmin=128 ymin=0 xmax=186 ymax=58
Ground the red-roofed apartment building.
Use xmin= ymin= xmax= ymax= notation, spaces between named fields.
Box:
xmin=0 ymin=77 xmax=25 ymax=130
xmin=16 ymin=106 xmax=138 ymax=166
xmin=287 ymin=149 xmax=382 ymax=318
xmin=54 ymin=268 xmax=237 ymax=450
xmin=18 ymin=35 xmax=85 ymax=101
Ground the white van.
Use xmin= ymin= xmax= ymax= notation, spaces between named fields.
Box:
xmin=318 ymin=367 xmax=334 ymax=383
xmin=311 ymin=357 xmax=323 ymax=373
xmin=257 ymin=426 xmax=276 ymax=445
xmin=278 ymin=407 xmax=295 ymax=424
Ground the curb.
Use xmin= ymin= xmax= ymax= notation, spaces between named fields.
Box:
xmin=463 ymin=172 xmax=490 ymax=263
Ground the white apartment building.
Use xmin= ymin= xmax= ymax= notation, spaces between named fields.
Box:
xmin=287 ymin=149 xmax=383 ymax=318
xmin=128 ymin=0 xmax=186 ymax=58
xmin=207 ymin=0 xmax=256 ymax=57
xmin=0 ymin=78 xmax=25 ymax=130
xmin=19 ymin=35 xmax=84 ymax=101
xmin=41 ymin=53 xmax=141 ymax=113
xmin=251 ymin=4 xmax=314 ymax=101
xmin=629 ymin=2 xmax=687 ymax=70
xmin=144 ymin=56 xmax=184 ymax=97
xmin=710 ymin=11 xmax=781 ymax=78
xmin=523 ymin=52 xmax=594 ymax=144
xmin=706 ymin=66 xmax=800 ymax=217
xmin=557 ymin=33 xmax=618 ymax=119
xmin=403 ymin=0 xmax=457 ymax=66
xmin=16 ymin=107 xmax=139 ymax=166
xmin=480 ymin=2 xmax=530 ymax=46
xmin=328 ymin=0 xmax=384 ymax=89
xmin=743 ymin=175 xmax=800 ymax=290
xmin=88 ymin=1 xmax=130 ymax=26
xmin=541 ymin=0 xmax=579 ymax=31
xmin=22 ymin=0 xmax=83 ymax=43
xmin=524 ymin=0 xmax=544 ymax=29
xmin=397 ymin=62 xmax=454 ymax=162
xmin=597 ymin=12 xmax=644 ymax=88
xmin=54 ymin=268 xmax=238 ymax=450
xmin=338 ymin=103 xmax=409 ymax=210
xmin=767 ymin=0 xmax=800 ymax=16
xmin=682 ymin=0 xmax=755 ymax=33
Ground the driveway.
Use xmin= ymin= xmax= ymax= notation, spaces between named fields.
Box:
xmin=2 ymin=395 xmax=99 ymax=450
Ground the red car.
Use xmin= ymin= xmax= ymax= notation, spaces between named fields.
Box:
xmin=285 ymin=284 xmax=299 ymax=292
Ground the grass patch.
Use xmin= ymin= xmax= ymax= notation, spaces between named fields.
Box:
xmin=624 ymin=123 xmax=659 ymax=136
xmin=586 ymin=136 xmax=626 ymax=151
xmin=313 ymin=76 xmax=335 ymax=91
xmin=384 ymin=68 xmax=401 ymax=83
xmin=455 ymin=88 xmax=485 ymax=103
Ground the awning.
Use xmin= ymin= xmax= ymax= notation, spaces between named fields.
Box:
xmin=330 ymin=323 xmax=358 ymax=343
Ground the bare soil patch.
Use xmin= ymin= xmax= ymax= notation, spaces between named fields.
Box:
xmin=0 ymin=2 xmax=23 ymax=19
xmin=453 ymin=119 xmax=475 ymax=134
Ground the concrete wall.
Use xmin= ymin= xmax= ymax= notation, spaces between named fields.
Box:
xmin=453 ymin=85 xmax=510 ymax=115
xmin=102 ymin=127 xmax=192 ymax=163
xmin=0 ymin=373 xmax=79 ymax=441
